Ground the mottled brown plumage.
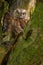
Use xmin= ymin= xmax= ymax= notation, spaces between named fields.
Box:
xmin=3 ymin=9 xmax=30 ymax=38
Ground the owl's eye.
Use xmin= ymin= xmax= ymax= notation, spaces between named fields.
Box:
xmin=23 ymin=12 xmax=26 ymax=15
xmin=16 ymin=10 xmax=19 ymax=14
xmin=16 ymin=10 xmax=19 ymax=16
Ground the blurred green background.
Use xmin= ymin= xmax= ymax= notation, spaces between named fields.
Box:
xmin=0 ymin=0 xmax=43 ymax=65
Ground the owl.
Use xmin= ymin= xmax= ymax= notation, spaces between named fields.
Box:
xmin=2 ymin=8 xmax=30 ymax=37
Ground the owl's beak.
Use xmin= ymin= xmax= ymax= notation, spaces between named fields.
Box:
xmin=19 ymin=15 xmax=23 ymax=19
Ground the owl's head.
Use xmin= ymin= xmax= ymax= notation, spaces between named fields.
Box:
xmin=12 ymin=8 xmax=30 ymax=21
